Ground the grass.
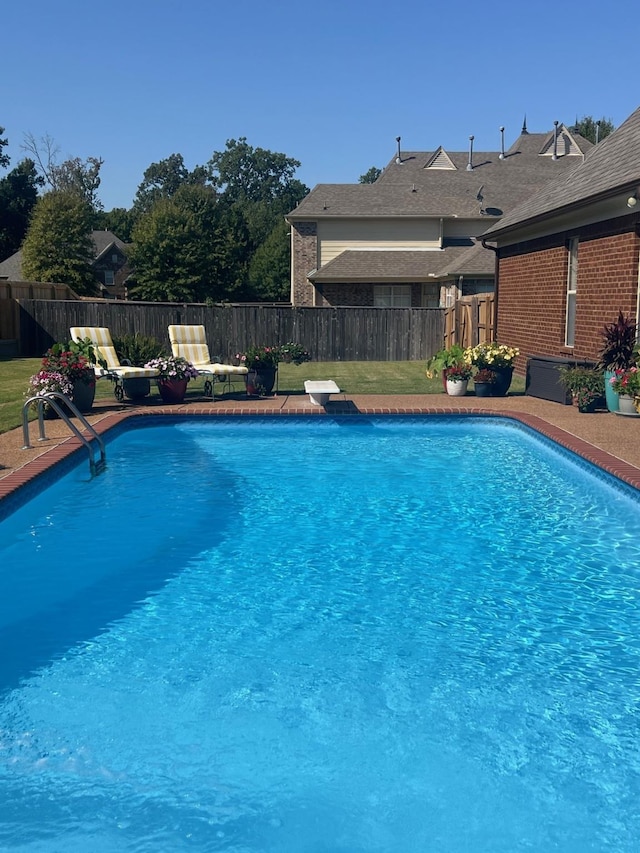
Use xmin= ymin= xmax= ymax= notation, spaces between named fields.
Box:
xmin=0 ymin=358 xmax=526 ymax=435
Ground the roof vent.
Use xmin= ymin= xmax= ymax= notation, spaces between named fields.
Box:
xmin=499 ymin=126 xmax=505 ymax=160
xmin=595 ymin=120 xmax=601 ymax=145
xmin=552 ymin=120 xmax=559 ymax=161
xmin=395 ymin=136 xmax=402 ymax=165
xmin=466 ymin=135 xmax=474 ymax=171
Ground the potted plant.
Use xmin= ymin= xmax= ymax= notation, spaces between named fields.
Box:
xmin=144 ymin=354 xmax=199 ymax=404
xmin=597 ymin=311 xmax=639 ymax=412
xmin=25 ymin=370 xmax=74 ymax=418
xmin=40 ymin=340 xmax=97 ymax=413
xmin=236 ymin=345 xmax=281 ymax=396
xmin=608 ymin=367 xmax=640 ymax=415
xmin=279 ymin=342 xmax=312 ymax=365
xmin=444 ymin=363 xmax=472 ymax=396
xmin=464 ymin=342 xmax=520 ymax=396
xmin=425 ymin=344 xmax=467 ymax=390
xmin=473 ymin=368 xmax=497 ymax=397
xmin=113 ymin=333 xmax=164 ymax=400
xmin=558 ymin=365 xmax=605 ymax=413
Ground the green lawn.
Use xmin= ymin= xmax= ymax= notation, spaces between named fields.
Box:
xmin=1 ymin=358 xmax=525 ymax=435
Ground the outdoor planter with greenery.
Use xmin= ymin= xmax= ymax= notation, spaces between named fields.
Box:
xmin=558 ymin=365 xmax=605 ymax=413
xmin=597 ymin=311 xmax=639 ymax=412
xmin=425 ymin=344 xmax=467 ymax=380
xmin=26 ymin=339 xmax=99 ymax=414
xmin=465 ymin=342 xmax=520 ymax=396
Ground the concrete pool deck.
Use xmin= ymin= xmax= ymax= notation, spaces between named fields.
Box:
xmin=3 ymin=389 xmax=640 ymax=502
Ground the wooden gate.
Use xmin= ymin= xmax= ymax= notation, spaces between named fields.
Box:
xmin=443 ymin=294 xmax=495 ymax=349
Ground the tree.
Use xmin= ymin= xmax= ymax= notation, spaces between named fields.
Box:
xmin=128 ymin=185 xmax=248 ymax=302
xmin=359 ymin=166 xmax=382 ymax=184
xmin=0 ymin=158 xmax=42 ymax=260
xmin=207 ymin=138 xmax=308 ymax=296
xmin=571 ymin=115 xmax=615 ymax=144
xmin=21 ymin=191 xmax=97 ymax=294
xmin=0 ymin=126 xmax=9 ymax=170
xmin=209 ymin=137 xmax=305 ymax=205
xmin=21 ymin=132 xmax=104 ymax=209
xmin=93 ymin=207 xmax=137 ymax=242
xmin=247 ymin=220 xmax=291 ymax=301
xmin=133 ymin=153 xmax=209 ymax=215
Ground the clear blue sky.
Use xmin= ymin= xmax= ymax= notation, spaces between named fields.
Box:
xmin=3 ymin=0 xmax=638 ymax=212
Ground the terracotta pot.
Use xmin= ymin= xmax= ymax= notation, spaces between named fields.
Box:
xmin=157 ymin=378 xmax=188 ymax=404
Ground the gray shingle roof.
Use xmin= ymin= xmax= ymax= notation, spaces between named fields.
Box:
xmin=310 ymin=242 xmax=494 ymax=282
xmin=481 ymin=107 xmax=640 ymax=238
xmin=288 ymin=127 xmax=591 ymax=221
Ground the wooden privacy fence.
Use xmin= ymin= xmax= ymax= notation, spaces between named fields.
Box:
xmin=0 ymin=282 xmax=77 ymax=348
xmin=443 ymin=294 xmax=496 ymax=350
xmin=14 ymin=300 xmax=445 ymax=362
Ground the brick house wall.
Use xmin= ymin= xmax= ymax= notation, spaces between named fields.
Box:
xmin=496 ymin=215 xmax=640 ymax=373
xmin=291 ymin=222 xmax=317 ymax=306
xmin=318 ymin=282 xmax=423 ymax=307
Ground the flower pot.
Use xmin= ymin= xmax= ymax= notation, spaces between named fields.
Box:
xmin=445 ymin=378 xmax=468 ymax=396
xmin=157 ymin=378 xmax=188 ymax=404
xmin=123 ymin=377 xmax=151 ymax=401
xmin=618 ymin=394 xmax=637 ymax=414
xmin=246 ymin=366 xmax=277 ymax=396
xmin=71 ymin=376 xmax=96 ymax=413
xmin=491 ymin=367 xmax=514 ymax=397
xmin=474 ymin=382 xmax=494 ymax=397
xmin=604 ymin=370 xmax=619 ymax=412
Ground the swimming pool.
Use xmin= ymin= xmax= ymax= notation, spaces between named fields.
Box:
xmin=1 ymin=415 xmax=639 ymax=851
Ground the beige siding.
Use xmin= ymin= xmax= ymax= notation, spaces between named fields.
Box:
xmin=318 ymin=218 xmax=441 ymax=265
xmin=444 ymin=218 xmax=487 ymax=238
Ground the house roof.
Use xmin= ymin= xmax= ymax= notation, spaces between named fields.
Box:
xmin=91 ymin=230 xmax=128 ymax=262
xmin=0 ymin=230 xmax=127 ymax=280
xmin=310 ymin=241 xmax=494 ymax=283
xmin=0 ymin=252 xmax=23 ymax=280
xmin=288 ymin=126 xmax=592 ymax=222
xmin=481 ymin=107 xmax=640 ymax=239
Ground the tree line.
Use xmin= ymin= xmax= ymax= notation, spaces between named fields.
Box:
xmin=0 ymin=129 xmax=310 ymax=301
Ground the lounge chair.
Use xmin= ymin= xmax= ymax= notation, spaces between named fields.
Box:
xmin=70 ymin=326 xmax=160 ymax=401
xmin=168 ymin=324 xmax=248 ymax=398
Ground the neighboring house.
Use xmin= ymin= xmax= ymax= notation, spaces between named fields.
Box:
xmin=286 ymin=123 xmax=591 ymax=308
xmin=480 ymin=105 xmax=640 ymax=372
xmin=0 ymin=230 xmax=131 ymax=299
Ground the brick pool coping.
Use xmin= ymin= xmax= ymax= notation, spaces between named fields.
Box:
xmin=3 ymin=400 xmax=640 ymax=507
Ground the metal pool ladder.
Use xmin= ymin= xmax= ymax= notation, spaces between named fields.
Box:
xmin=22 ymin=392 xmax=107 ymax=476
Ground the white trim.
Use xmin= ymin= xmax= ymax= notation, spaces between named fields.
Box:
xmin=565 ymin=237 xmax=578 ymax=347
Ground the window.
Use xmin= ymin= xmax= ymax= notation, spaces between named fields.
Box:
xmin=374 ymin=285 xmax=411 ymax=307
xmin=565 ymin=238 xmax=578 ymax=346
xmin=104 ymin=271 xmax=115 ymax=286
xmin=112 ymin=253 xmax=119 ymax=264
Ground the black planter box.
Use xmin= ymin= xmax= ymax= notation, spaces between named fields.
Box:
xmin=525 ymin=355 xmax=594 ymax=405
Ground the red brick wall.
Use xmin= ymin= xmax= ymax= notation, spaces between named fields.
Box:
xmin=291 ymin=222 xmax=317 ymax=306
xmin=496 ymin=216 xmax=640 ymax=373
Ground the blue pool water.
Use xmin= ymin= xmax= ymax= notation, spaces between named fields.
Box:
xmin=0 ymin=415 xmax=639 ymax=852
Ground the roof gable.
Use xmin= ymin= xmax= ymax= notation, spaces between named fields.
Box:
xmin=424 ymin=147 xmax=456 ymax=170
xmin=481 ymin=106 xmax=640 ymax=238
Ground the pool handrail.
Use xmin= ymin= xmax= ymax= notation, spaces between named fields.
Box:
xmin=22 ymin=392 xmax=106 ymax=476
